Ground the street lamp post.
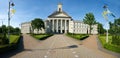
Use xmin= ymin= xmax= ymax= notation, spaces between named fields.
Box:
xmin=8 ymin=0 xmax=14 ymax=43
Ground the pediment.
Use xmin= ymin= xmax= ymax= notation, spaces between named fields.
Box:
xmin=54 ymin=13 xmax=69 ymax=17
xmin=48 ymin=11 xmax=71 ymax=18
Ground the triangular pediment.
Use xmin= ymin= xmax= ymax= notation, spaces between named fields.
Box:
xmin=48 ymin=11 xmax=71 ymax=18
xmin=54 ymin=13 xmax=69 ymax=17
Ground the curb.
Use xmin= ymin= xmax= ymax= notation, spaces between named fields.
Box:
xmin=96 ymin=37 xmax=120 ymax=58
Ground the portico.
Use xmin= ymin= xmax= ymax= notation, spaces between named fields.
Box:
xmin=48 ymin=19 xmax=69 ymax=33
xmin=46 ymin=3 xmax=72 ymax=33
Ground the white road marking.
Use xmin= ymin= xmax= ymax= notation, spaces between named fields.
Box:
xmin=44 ymin=55 xmax=48 ymax=58
xmin=75 ymin=55 xmax=79 ymax=58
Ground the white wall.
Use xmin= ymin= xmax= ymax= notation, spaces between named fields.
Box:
xmin=68 ymin=20 xmax=98 ymax=34
xmin=21 ymin=22 xmax=45 ymax=34
xmin=21 ymin=22 xmax=31 ymax=34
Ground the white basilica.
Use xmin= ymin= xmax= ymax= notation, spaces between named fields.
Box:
xmin=21 ymin=3 xmax=98 ymax=34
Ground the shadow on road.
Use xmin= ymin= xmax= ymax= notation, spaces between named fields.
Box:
xmin=24 ymin=45 xmax=78 ymax=52
xmin=0 ymin=36 xmax=24 ymax=58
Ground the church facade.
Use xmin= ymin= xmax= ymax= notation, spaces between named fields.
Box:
xmin=21 ymin=3 xmax=98 ymax=34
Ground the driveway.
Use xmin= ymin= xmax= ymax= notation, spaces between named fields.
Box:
xmin=0 ymin=34 xmax=118 ymax=58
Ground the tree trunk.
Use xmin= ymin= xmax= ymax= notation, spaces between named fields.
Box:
xmin=89 ymin=25 xmax=91 ymax=34
xmin=37 ymin=29 xmax=39 ymax=34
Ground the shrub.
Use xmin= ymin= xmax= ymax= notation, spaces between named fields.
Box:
xmin=104 ymin=43 xmax=120 ymax=53
xmin=32 ymin=33 xmax=53 ymax=40
xmin=0 ymin=34 xmax=9 ymax=45
xmin=66 ymin=33 xmax=89 ymax=40
xmin=112 ymin=35 xmax=120 ymax=45
xmin=0 ymin=35 xmax=21 ymax=53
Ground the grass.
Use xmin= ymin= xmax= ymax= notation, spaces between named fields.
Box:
xmin=0 ymin=34 xmax=20 ymax=53
xmin=9 ymin=35 xmax=20 ymax=44
xmin=66 ymin=33 xmax=89 ymax=40
xmin=98 ymin=35 xmax=120 ymax=53
xmin=32 ymin=34 xmax=53 ymax=40
xmin=98 ymin=35 xmax=112 ymax=45
xmin=0 ymin=45 xmax=9 ymax=48
xmin=0 ymin=35 xmax=20 ymax=47
xmin=33 ymin=34 xmax=48 ymax=39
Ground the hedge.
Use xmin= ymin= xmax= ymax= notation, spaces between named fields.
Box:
xmin=66 ymin=33 xmax=89 ymax=40
xmin=0 ymin=35 xmax=22 ymax=53
xmin=32 ymin=34 xmax=53 ymax=40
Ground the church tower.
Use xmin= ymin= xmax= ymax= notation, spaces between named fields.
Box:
xmin=58 ymin=3 xmax=62 ymax=12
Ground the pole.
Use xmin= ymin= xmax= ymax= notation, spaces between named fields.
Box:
xmin=106 ymin=21 xmax=109 ymax=43
xmin=8 ymin=0 xmax=11 ymax=43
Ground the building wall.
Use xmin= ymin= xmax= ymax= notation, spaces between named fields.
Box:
xmin=91 ymin=25 xmax=98 ymax=34
xmin=21 ymin=22 xmax=45 ymax=34
xmin=21 ymin=20 xmax=98 ymax=34
xmin=21 ymin=22 xmax=31 ymax=34
xmin=69 ymin=20 xmax=98 ymax=34
xmin=69 ymin=20 xmax=74 ymax=33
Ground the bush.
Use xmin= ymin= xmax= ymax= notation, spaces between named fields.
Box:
xmin=0 ymin=35 xmax=21 ymax=53
xmin=99 ymin=35 xmax=120 ymax=53
xmin=32 ymin=34 xmax=53 ymax=40
xmin=66 ymin=33 xmax=89 ymax=40
xmin=112 ymin=35 xmax=120 ymax=45
xmin=104 ymin=43 xmax=120 ymax=53
xmin=0 ymin=34 xmax=9 ymax=45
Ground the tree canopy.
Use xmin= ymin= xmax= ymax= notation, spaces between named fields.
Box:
xmin=97 ymin=22 xmax=106 ymax=34
xmin=109 ymin=18 xmax=120 ymax=35
xmin=83 ymin=13 xmax=96 ymax=34
xmin=0 ymin=25 xmax=21 ymax=34
xmin=31 ymin=18 xmax=45 ymax=34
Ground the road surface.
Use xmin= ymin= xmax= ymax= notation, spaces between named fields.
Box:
xmin=0 ymin=34 xmax=118 ymax=58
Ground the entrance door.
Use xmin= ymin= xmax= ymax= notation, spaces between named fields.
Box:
xmin=62 ymin=30 xmax=65 ymax=33
xmin=58 ymin=30 xmax=60 ymax=33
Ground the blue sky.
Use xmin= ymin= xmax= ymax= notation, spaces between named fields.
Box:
xmin=0 ymin=0 xmax=120 ymax=29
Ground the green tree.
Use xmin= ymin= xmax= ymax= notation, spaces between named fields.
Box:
xmin=0 ymin=25 xmax=9 ymax=44
xmin=0 ymin=26 xmax=2 ymax=33
xmin=109 ymin=18 xmax=120 ymax=35
xmin=31 ymin=18 xmax=45 ymax=34
xmin=7 ymin=26 xmax=14 ymax=34
xmin=1 ymin=25 xmax=7 ymax=34
xmin=97 ymin=22 xmax=106 ymax=34
xmin=115 ymin=18 xmax=120 ymax=26
xmin=14 ymin=27 xmax=21 ymax=35
xmin=83 ymin=13 xmax=96 ymax=34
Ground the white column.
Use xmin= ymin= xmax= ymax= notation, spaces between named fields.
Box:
xmin=52 ymin=19 xmax=54 ymax=32
xmin=65 ymin=20 xmax=67 ymax=33
xmin=61 ymin=19 xmax=62 ymax=33
xmin=48 ymin=20 xmax=50 ymax=32
xmin=56 ymin=19 xmax=58 ymax=33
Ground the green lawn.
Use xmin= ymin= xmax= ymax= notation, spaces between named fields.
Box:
xmin=98 ymin=35 xmax=112 ymax=45
xmin=66 ymin=33 xmax=89 ymax=40
xmin=32 ymin=34 xmax=53 ymax=40
xmin=9 ymin=35 xmax=20 ymax=44
xmin=0 ymin=35 xmax=20 ymax=53
xmin=33 ymin=34 xmax=48 ymax=39
xmin=98 ymin=35 xmax=120 ymax=53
